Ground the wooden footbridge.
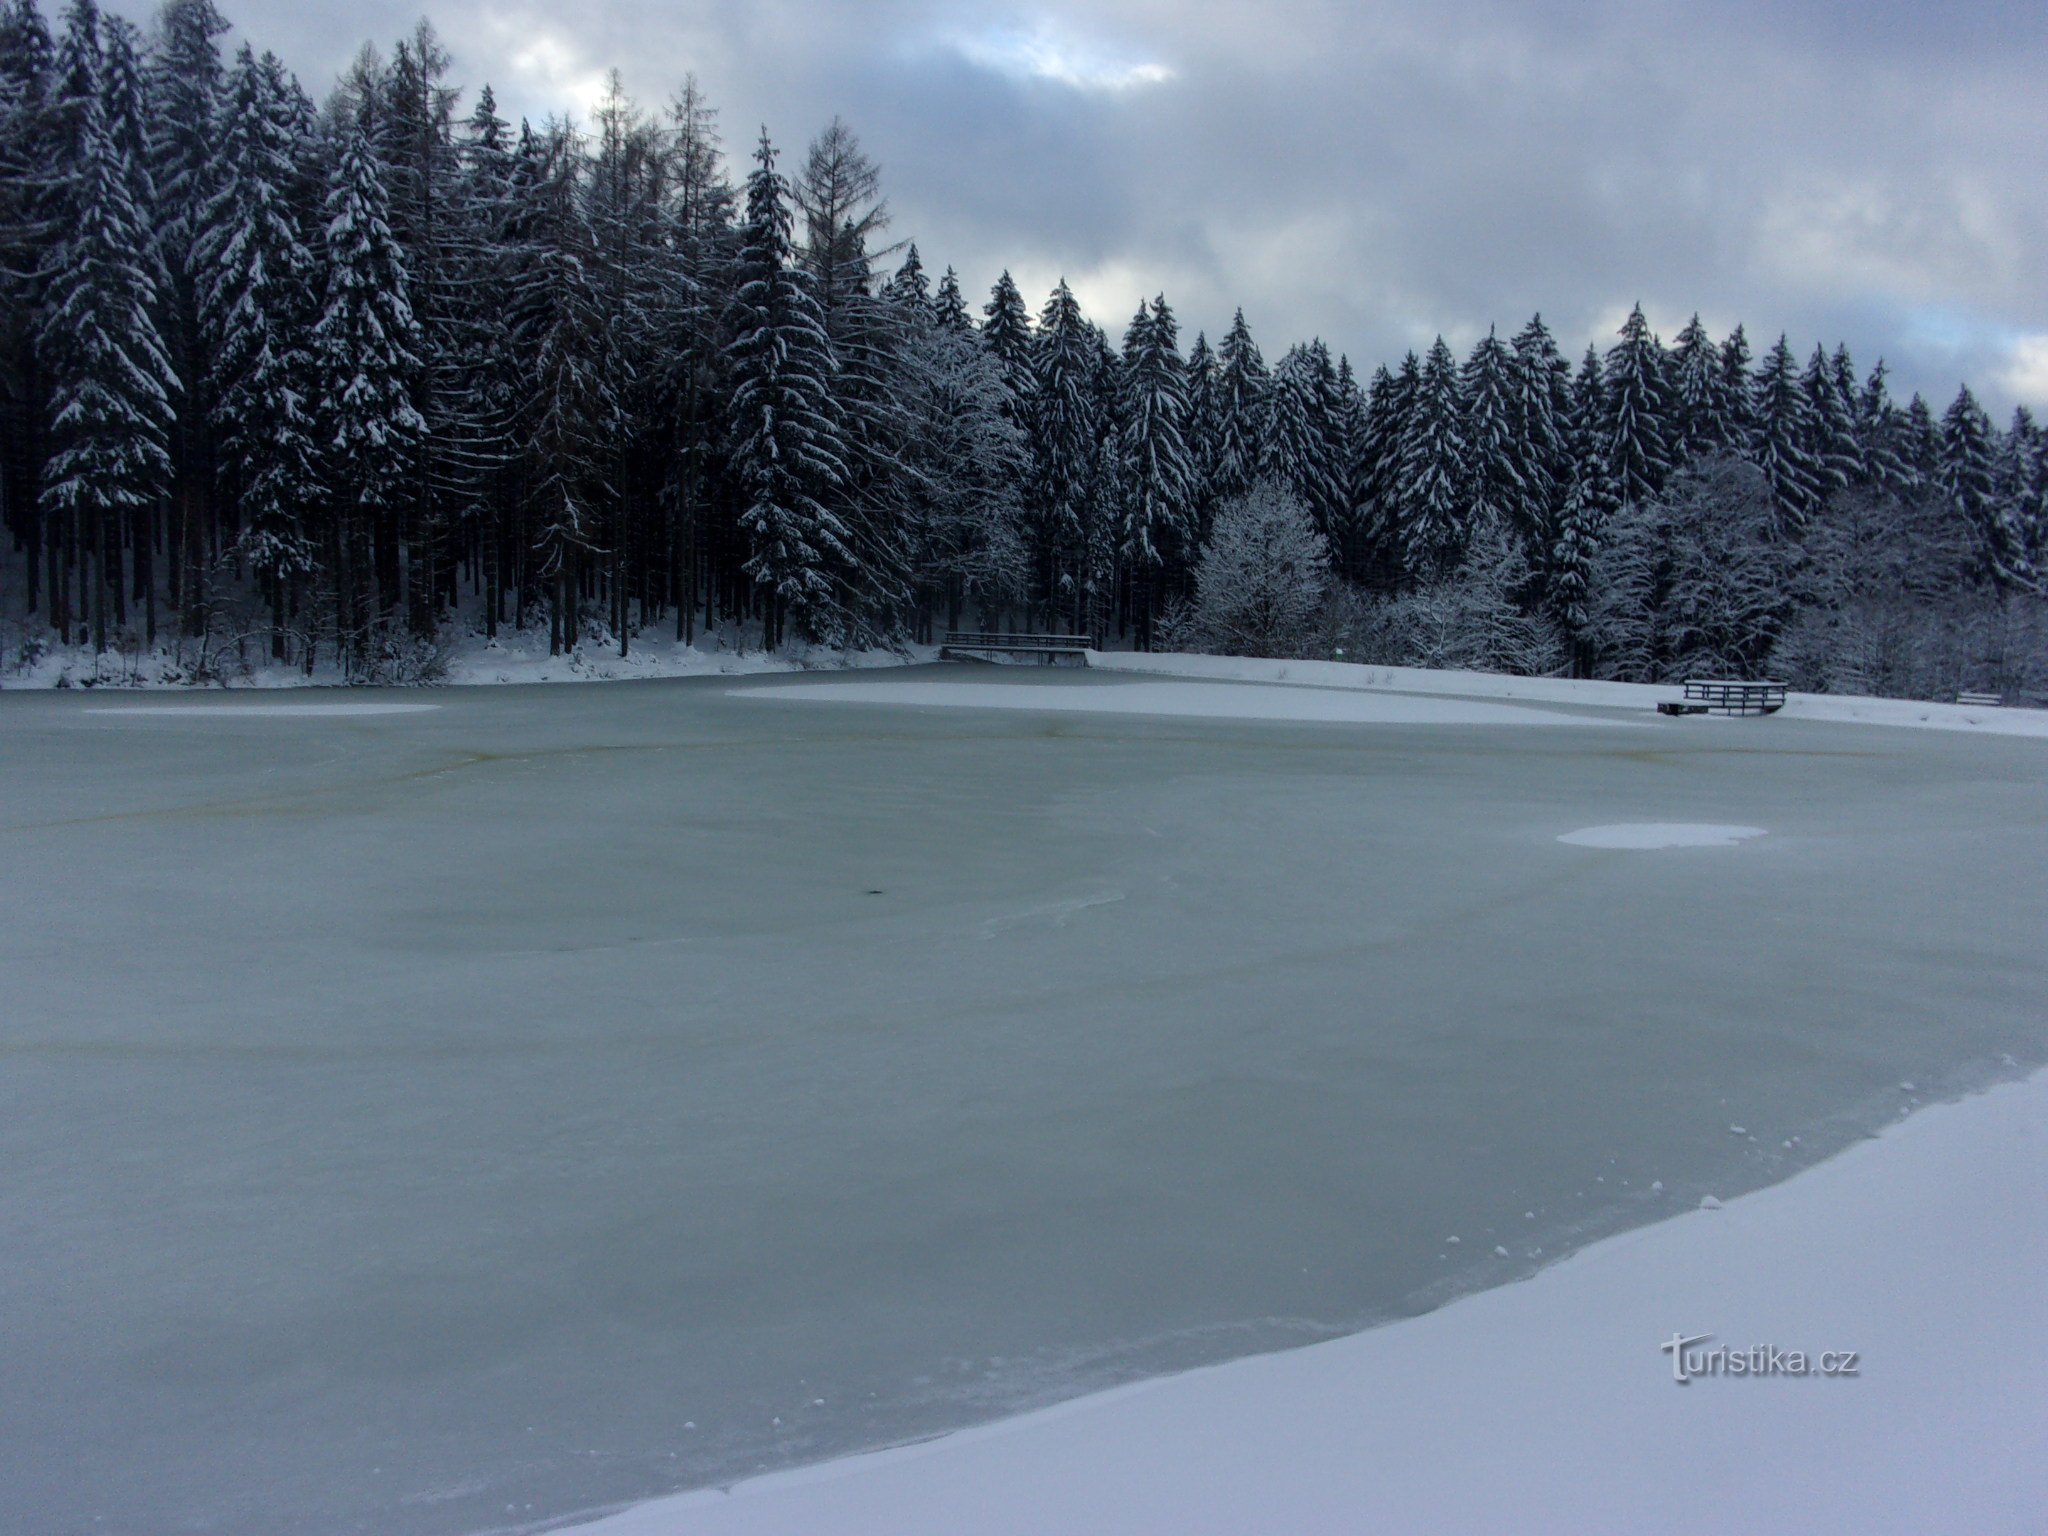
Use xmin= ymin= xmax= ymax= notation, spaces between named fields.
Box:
xmin=940 ymin=631 xmax=1094 ymax=665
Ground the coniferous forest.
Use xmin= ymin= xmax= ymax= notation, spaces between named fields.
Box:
xmin=2 ymin=0 xmax=2044 ymax=694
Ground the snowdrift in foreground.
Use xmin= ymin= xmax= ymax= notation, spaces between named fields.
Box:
xmin=569 ymin=1070 xmax=2048 ymax=1536
xmin=730 ymin=677 xmax=1618 ymax=727
xmin=1090 ymin=650 xmax=2048 ymax=739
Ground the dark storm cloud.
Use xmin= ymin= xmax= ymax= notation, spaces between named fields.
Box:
xmin=129 ymin=0 xmax=2048 ymax=412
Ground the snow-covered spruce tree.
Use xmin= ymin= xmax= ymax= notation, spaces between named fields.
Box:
xmin=1170 ymin=479 xmax=1329 ymax=658
xmin=1749 ymin=335 xmax=1822 ymax=532
xmin=1667 ymin=313 xmax=1728 ymax=463
xmin=1459 ymin=326 xmax=1525 ymax=546
xmin=1853 ymin=360 xmax=1914 ymax=491
xmin=796 ymin=120 xmax=915 ymax=639
xmin=933 ymin=265 xmax=970 ymax=334
xmin=1718 ymin=323 xmax=1757 ymax=451
xmin=1182 ymin=328 xmax=1217 ymax=538
xmin=1942 ymin=385 xmax=2034 ymax=593
xmin=313 ymin=102 xmax=425 ymax=663
xmin=1394 ymin=336 xmax=1465 ymax=581
xmin=1028 ymin=278 xmax=1102 ymax=632
xmin=1116 ymin=293 xmax=1193 ymax=647
xmin=1330 ymin=353 xmax=1368 ymax=579
xmin=1801 ymin=343 xmax=1862 ymax=500
xmin=1208 ymin=307 xmax=1268 ymax=508
xmin=143 ymin=0 xmax=227 ymax=637
xmin=506 ymin=123 xmax=623 ymax=657
xmin=980 ymin=268 xmax=1032 ymax=390
xmin=883 ymin=242 xmax=929 ymax=313
xmin=196 ymin=45 xmax=323 ymax=658
xmin=37 ymin=0 xmax=176 ymax=655
xmin=722 ymin=131 xmax=853 ymax=648
xmin=1998 ymin=407 xmax=2045 ymax=580
xmin=1262 ymin=339 xmax=1345 ymax=544
xmin=1507 ymin=314 xmax=1571 ymax=563
xmin=1351 ymin=355 xmax=1414 ymax=587
xmin=1604 ymin=302 xmax=1672 ymax=506
xmin=657 ymin=73 xmax=737 ymax=643
xmin=0 ymin=0 xmax=56 ymax=621
xmin=1550 ymin=344 xmax=1620 ymax=674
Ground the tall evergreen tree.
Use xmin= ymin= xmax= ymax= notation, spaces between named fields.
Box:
xmin=314 ymin=104 xmax=425 ymax=652
xmin=1395 ymin=336 xmax=1466 ymax=580
xmin=1749 ymin=335 xmax=1822 ymax=531
xmin=1116 ymin=293 xmax=1192 ymax=645
xmin=1942 ymin=385 xmax=2032 ymax=591
xmin=1209 ymin=307 xmax=1268 ymax=507
xmin=1603 ymin=302 xmax=1672 ymax=505
xmin=37 ymin=0 xmax=175 ymax=652
xmin=196 ymin=45 xmax=322 ymax=654
xmin=1459 ymin=326 xmax=1524 ymax=542
xmin=722 ymin=131 xmax=852 ymax=647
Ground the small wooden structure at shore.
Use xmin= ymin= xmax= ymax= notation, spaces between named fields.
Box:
xmin=940 ymin=632 xmax=1093 ymax=666
xmin=1658 ymin=679 xmax=1788 ymax=717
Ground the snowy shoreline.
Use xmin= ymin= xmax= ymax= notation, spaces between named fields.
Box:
xmin=564 ymin=1067 xmax=2048 ymax=1536
xmin=12 ymin=634 xmax=2043 ymax=741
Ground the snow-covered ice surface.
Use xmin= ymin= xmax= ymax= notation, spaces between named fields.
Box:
xmin=569 ymin=1066 xmax=2048 ymax=1536
xmin=1558 ymin=824 xmax=1769 ymax=849
xmin=2 ymin=665 xmax=2044 ymax=1535
xmin=730 ymin=676 xmax=1617 ymax=727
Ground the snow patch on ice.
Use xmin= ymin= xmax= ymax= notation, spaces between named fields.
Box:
xmin=1557 ymin=823 xmax=1768 ymax=850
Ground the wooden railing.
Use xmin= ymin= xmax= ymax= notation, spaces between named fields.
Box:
xmin=942 ymin=631 xmax=1092 ymax=652
xmin=1659 ymin=679 xmax=1787 ymax=717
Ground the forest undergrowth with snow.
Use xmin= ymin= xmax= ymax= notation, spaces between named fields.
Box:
xmin=2 ymin=0 xmax=2045 ymax=697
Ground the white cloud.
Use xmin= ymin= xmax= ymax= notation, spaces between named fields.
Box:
xmin=1999 ymin=334 xmax=2048 ymax=408
xmin=946 ymin=21 xmax=1173 ymax=92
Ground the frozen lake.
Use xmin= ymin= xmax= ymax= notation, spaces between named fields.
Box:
xmin=3 ymin=666 xmax=2044 ymax=1535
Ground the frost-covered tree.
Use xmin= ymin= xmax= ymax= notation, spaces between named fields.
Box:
xmin=723 ymin=130 xmax=853 ymax=647
xmin=1168 ymin=479 xmax=1328 ymax=657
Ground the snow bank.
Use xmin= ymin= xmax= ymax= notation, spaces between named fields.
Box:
xmin=1 ymin=627 xmax=920 ymax=691
xmin=83 ymin=702 xmax=439 ymax=718
xmin=1090 ymin=650 xmax=2048 ymax=739
xmin=729 ymin=677 xmax=1618 ymax=727
xmin=1558 ymin=823 xmax=1768 ymax=849
xmin=567 ymin=1069 xmax=2048 ymax=1536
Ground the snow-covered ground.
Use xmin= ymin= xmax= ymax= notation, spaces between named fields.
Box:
xmin=0 ymin=623 xmax=915 ymax=691
xmin=1087 ymin=648 xmax=2048 ymax=738
xmin=571 ymin=1066 xmax=2048 ymax=1536
xmin=3 ymin=666 xmax=2043 ymax=1535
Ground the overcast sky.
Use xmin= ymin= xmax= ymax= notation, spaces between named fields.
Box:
xmin=120 ymin=0 xmax=2048 ymax=416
